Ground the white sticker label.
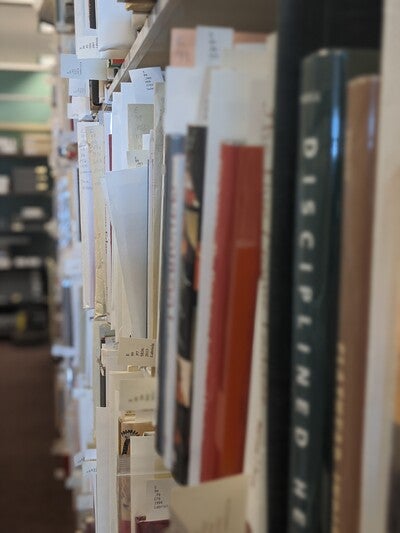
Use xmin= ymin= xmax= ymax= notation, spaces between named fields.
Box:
xmin=76 ymin=35 xmax=99 ymax=59
xmin=195 ymin=26 xmax=234 ymax=67
xmin=119 ymin=377 xmax=156 ymax=411
xmin=128 ymin=67 xmax=164 ymax=103
xmin=145 ymin=478 xmax=176 ymax=521
xmin=74 ymin=448 xmax=96 ymax=467
xmin=76 ymin=493 xmax=94 ymax=511
xmin=69 ymin=78 xmax=90 ymax=97
xmin=74 ymin=450 xmax=85 ymax=467
xmin=82 ymin=460 xmax=97 ymax=475
xmin=60 ymin=54 xmax=107 ymax=80
xmin=127 ymin=149 xmax=149 ymax=168
xmin=169 ymin=474 xmax=248 ymax=533
xmin=117 ymin=337 xmax=157 ymax=367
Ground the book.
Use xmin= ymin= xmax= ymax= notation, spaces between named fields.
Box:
xmin=360 ymin=1 xmax=400 ymax=531
xmin=213 ymin=144 xmax=263 ymax=479
xmin=331 ymin=76 xmax=379 ymax=533
xmin=267 ymin=2 xmax=381 ymax=530
xmin=155 ymin=135 xmax=186 ymax=468
xmin=172 ymin=125 xmax=207 ymax=485
xmin=156 ymin=65 xmax=206 ymax=466
xmin=189 ymin=65 xmax=268 ymax=486
xmin=287 ymin=49 xmax=378 ymax=533
xmin=387 ymin=338 xmax=400 ymax=532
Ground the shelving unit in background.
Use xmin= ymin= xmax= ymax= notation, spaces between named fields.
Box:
xmin=0 ymin=150 xmax=54 ymax=342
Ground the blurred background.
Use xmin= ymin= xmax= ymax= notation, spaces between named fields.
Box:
xmin=0 ymin=2 xmax=74 ymax=531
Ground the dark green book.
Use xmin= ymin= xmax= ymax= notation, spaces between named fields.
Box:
xmin=287 ymin=49 xmax=378 ymax=533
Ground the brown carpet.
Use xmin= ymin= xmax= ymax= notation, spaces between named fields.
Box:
xmin=0 ymin=341 xmax=75 ymax=532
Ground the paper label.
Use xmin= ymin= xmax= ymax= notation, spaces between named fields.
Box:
xmin=74 ymin=448 xmax=97 ymax=467
xmin=127 ymin=149 xmax=149 ymax=168
xmin=76 ymin=493 xmax=94 ymax=511
xmin=119 ymin=377 xmax=156 ymax=411
xmin=117 ymin=337 xmax=157 ymax=367
xmin=164 ymin=67 xmax=206 ymax=135
xmin=82 ymin=460 xmax=97 ymax=475
xmin=169 ymin=475 xmax=248 ymax=533
xmin=60 ymin=54 xmax=107 ymax=80
xmin=195 ymin=26 xmax=234 ymax=67
xmin=127 ymin=104 xmax=154 ymax=150
xmin=67 ymin=96 xmax=91 ymax=120
xmin=76 ymin=35 xmax=99 ymax=59
xmin=128 ymin=67 xmax=164 ymax=103
xmin=74 ymin=450 xmax=85 ymax=467
xmin=145 ymin=478 xmax=176 ymax=521
xmin=69 ymin=78 xmax=90 ymax=97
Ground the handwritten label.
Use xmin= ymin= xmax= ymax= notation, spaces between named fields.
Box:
xmin=170 ymin=28 xmax=196 ymax=67
xmin=74 ymin=450 xmax=85 ymax=467
xmin=82 ymin=460 xmax=97 ymax=476
xmin=67 ymin=96 xmax=91 ymax=120
xmin=127 ymin=104 xmax=154 ymax=151
xmin=74 ymin=448 xmax=97 ymax=467
xmin=76 ymin=36 xmax=99 ymax=59
xmin=60 ymin=54 xmax=107 ymax=80
xmin=117 ymin=337 xmax=156 ymax=367
xmin=168 ymin=475 xmax=248 ymax=533
xmin=119 ymin=377 xmax=156 ymax=411
xmin=69 ymin=78 xmax=90 ymax=97
xmin=195 ymin=26 xmax=234 ymax=67
xmin=127 ymin=149 xmax=149 ymax=168
xmin=145 ymin=478 xmax=176 ymax=521
xmin=128 ymin=67 xmax=164 ymax=103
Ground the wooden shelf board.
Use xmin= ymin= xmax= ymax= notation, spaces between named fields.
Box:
xmin=106 ymin=0 xmax=276 ymax=99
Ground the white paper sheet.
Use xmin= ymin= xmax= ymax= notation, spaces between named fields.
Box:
xmin=77 ymin=122 xmax=96 ymax=309
xmin=104 ymin=168 xmax=148 ymax=338
xmin=128 ymin=67 xmax=164 ymax=104
xmin=96 ymin=0 xmax=134 ymax=52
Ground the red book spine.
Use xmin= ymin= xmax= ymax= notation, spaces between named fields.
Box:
xmin=201 ymin=144 xmax=239 ymax=481
xmin=216 ymin=145 xmax=263 ymax=477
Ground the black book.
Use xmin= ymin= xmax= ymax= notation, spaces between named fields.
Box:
xmin=90 ymin=80 xmax=100 ymax=107
xmin=267 ymin=1 xmax=382 ymax=530
xmin=172 ymin=125 xmax=207 ymax=485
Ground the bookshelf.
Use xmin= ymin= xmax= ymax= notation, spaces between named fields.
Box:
xmin=0 ymin=134 xmax=53 ymax=342
xmin=48 ymin=0 xmax=400 ymax=532
xmin=51 ymin=0 xmax=276 ymax=528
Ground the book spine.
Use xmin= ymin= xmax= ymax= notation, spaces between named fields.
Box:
xmin=201 ymin=143 xmax=239 ymax=482
xmin=155 ymin=134 xmax=185 ymax=464
xmin=331 ymin=76 xmax=379 ymax=533
xmin=288 ymin=50 xmax=348 ymax=533
xmin=172 ymin=125 xmax=207 ymax=484
xmin=268 ymin=2 xmax=381 ymax=528
xmin=267 ymin=1 xmax=303 ymax=528
xmin=215 ymin=145 xmax=263 ymax=478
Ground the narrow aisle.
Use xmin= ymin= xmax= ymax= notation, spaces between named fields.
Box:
xmin=0 ymin=341 xmax=75 ymax=532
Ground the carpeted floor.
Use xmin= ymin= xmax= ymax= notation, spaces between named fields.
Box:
xmin=0 ymin=341 xmax=75 ymax=532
